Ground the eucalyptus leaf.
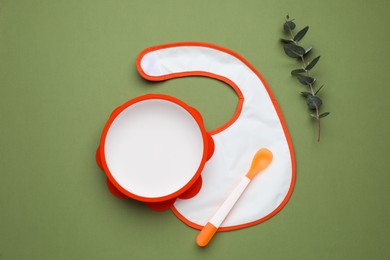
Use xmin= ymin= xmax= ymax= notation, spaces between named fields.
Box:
xmin=306 ymin=95 xmax=322 ymax=110
xmin=291 ymin=69 xmax=306 ymax=75
xmin=305 ymin=56 xmax=320 ymax=71
xmin=283 ymin=44 xmax=305 ymax=58
xmin=296 ymin=74 xmax=315 ymax=85
xmin=294 ymin=26 xmax=309 ymax=42
xmin=319 ymin=112 xmax=330 ymax=118
xmin=304 ymin=46 xmax=313 ymax=57
xmin=280 ymin=38 xmax=294 ymax=44
xmin=283 ymin=21 xmax=296 ymax=33
xmin=315 ymin=85 xmax=324 ymax=95
xmin=301 ymin=91 xmax=311 ymax=97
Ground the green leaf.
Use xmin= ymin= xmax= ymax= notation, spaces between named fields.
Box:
xmin=304 ymin=46 xmax=313 ymax=57
xmin=310 ymin=113 xmax=317 ymax=119
xmin=301 ymin=91 xmax=311 ymax=97
xmin=315 ymin=85 xmax=324 ymax=95
xmin=283 ymin=44 xmax=305 ymax=58
xmin=294 ymin=26 xmax=309 ymax=42
xmin=291 ymin=69 xmax=306 ymax=75
xmin=280 ymin=38 xmax=294 ymax=44
xmin=296 ymin=74 xmax=315 ymax=85
xmin=306 ymin=95 xmax=322 ymax=110
xmin=305 ymin=56 xmax=320 ymax=71
xmin=283 ymin=21 xmax=296 ymax=33
xmin=319 ymin=112 xmax=330 ymax=118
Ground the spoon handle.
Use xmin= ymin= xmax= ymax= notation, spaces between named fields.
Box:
xmin=196 ymin=177 xmax=250 ymax=247
xmin=196 ymin=148 xmax=273 ymax=247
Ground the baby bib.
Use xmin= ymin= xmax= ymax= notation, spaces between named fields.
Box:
xmin=136 ymin=42 xmax=295 ymax=231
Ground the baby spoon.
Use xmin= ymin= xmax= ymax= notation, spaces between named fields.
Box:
xmin=196 ymin=148 xmax=273 ymax=247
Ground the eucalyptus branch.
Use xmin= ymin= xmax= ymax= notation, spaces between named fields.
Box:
xmin=280 ymin=14 xmax=330 ymax=142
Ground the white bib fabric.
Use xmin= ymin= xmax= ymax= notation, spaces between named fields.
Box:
xmin=137 ymin=42 xmax=295 ymax=231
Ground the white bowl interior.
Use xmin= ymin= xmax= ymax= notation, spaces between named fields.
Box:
xmin=104 ymin=99 xmax=204 ymax=199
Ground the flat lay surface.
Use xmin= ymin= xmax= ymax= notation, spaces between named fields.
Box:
xmin=1 ymin=0 xmax=390 ymax=259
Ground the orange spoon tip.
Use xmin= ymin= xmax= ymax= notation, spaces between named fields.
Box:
xmin=246 ymin=148 xmax=273 ymax=179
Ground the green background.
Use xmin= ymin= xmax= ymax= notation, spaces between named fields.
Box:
xmin=1 ymin=0 xmax=389 ymax=259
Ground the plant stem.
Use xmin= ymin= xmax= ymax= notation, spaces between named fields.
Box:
xmin=287 ymin=20 xmax=321 ymax=142
xmin=316 ymin=107 xmax=321 ymax=142
xmin=285 ymin=18 xmax=295 ymax=40
xmin=300 ymin=55 xmax=308 ymax=69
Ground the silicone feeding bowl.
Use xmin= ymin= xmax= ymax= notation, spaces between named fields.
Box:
xmin=96 ymin=94 xmax=214 ymax=209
